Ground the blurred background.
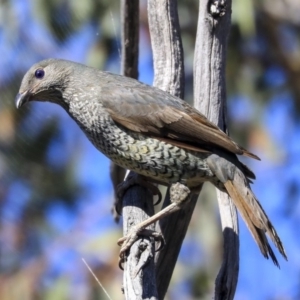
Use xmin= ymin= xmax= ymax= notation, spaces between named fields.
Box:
xmin=0 ymin=0 xmax=299 ymax=299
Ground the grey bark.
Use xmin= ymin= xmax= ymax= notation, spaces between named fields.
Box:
xmin=194 ymin=1 xmax=239 ymax=299
xmin=111 ymin=0 xmax=140 ymax=222
xmin=147 ymin=1 xmax=196 ymax=299
xmin=148 ymin=0 xmax=239 ymax=299
xmin=118 ymin=1 xmax=158 ymax=299
xmin=148 ymin=0 xmax=185 ymax=99
xmin=122 ymin=185 xmax=159 ymax=300
xmin=120 ymin=0 xmax=139 ymax=78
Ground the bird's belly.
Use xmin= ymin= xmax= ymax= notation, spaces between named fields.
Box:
xmin=89 ymin=128 xmax=215 ymax=186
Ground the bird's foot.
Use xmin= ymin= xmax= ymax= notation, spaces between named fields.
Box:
xmin=115 ymin=173 xmax=162 ymax=215
xmin=117 ymin=183 xmax=191 ymax=269
xmin=118 ymin=228 xmax=164 ymax=269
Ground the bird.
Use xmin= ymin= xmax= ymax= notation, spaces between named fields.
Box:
xmin=15 ymin=58 xmax=287 ymax=266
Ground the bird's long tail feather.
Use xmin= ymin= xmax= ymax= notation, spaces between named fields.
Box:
xmin=223 ymin=169 xmax=287 ymax=267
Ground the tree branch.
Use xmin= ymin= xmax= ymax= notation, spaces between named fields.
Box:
xmin=110 ymin=0 xmax=141 ymax=221
xmin=148 ymin=0 xmax=185 ymax=99
xmin=120 ymin=0 xmax=139 ymax=78
xmin=147 ymin=1 xmax=198 ymax=299
xmin=194 ymin=1 xmax=239 ymax=299
xmin=122 ymin=185 xmax=158 ymax=299
xmin=117 ymin=1 xmax=158 ymax=299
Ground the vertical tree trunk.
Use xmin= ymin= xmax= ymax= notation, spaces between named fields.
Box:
xmin=146 ymin=1 xmax=199 ymax=299
xmin=194 ymin=1 xmax=239 ymax=299
xmin=119 ymin=1 xmax=158 ymax=299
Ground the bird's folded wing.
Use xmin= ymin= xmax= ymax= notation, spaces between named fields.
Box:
xmin=100 ymin=82 xmax=259 ymax=160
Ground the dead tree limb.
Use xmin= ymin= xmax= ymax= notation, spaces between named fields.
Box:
xmin=122 ymin=185 xmax=158 ymax=299
xmin=147 ymin=1 xmax=197 ymax=299
xmin=117 ymin=1 xmax=158 ymax=299
xmin=194 ymin=1 xmax=239 ymax=299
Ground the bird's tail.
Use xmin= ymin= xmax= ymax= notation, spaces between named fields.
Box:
xmin=224 ymin=169 xmax=287 ymax=267
xmin=207 ymin=154 xmax=287 ymax=267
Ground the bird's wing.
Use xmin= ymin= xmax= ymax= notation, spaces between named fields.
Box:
xmin=100 ymin=76 xmax=259 ymax=160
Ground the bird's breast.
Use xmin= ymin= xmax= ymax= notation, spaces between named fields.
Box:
xmin=71 ymin=111 xmax=215 ymax=186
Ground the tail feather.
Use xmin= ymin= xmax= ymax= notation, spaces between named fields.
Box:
xmin=241 ymin=147 xmax=261 ymax=161
xmin=239 ymin=161 xmax=256 ymax=180
xmin=224 ymin=174 xmax=287 ymax=267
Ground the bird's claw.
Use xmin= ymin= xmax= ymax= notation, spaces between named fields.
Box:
xmin=118 ymin=227 xmax=165 ymax=269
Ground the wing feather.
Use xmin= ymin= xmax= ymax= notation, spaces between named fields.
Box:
xmin=100 ymin=75 xmax=259 ymax=160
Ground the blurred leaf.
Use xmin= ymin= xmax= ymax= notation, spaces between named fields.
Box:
xmin=44 ymin=276 xmax=70 ymax=300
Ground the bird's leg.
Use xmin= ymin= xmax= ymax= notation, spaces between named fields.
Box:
xmin=118 ymin=182 xmax=191 ymax=264
xmin=115 ymin=172 xmax=162 ymax=215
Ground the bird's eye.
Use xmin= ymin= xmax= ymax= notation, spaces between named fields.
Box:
xmin=35 ymin=69 xmax=45 ymax=79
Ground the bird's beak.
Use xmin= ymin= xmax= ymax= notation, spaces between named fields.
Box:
xmin=15 ymin=90 xmax=32 ymax=109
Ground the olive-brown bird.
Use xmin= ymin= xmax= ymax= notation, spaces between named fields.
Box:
xmin=15 ymin=58 xmax=287 ymax=266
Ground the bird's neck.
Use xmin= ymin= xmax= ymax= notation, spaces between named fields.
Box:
xmin=66 ymin=98 xmax=113 ymax=143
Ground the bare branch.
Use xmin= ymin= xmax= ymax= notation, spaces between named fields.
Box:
xmin=122 ymin=185 xmax=158 ymax=300
xmin=121 ymin=0 xmax=139 ymax=78
xmin=110 ymin=0 xmax=141 ymax=221
xmin=118 ymin=1 xmax=158 ymax=298
xmin=147 ymin=1 xmax=199 ymax=299
xmin=148 ymin=0 xmax=185 ymax=99
xmin=194 ymin=0 xmax=239 ymax=299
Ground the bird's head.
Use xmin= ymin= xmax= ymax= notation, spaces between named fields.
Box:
xmin=15 ymin=59 xmax=75 ymax=109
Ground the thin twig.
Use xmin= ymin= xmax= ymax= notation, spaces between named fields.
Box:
xmin=82 ymin=258 xmax=113 ymax=300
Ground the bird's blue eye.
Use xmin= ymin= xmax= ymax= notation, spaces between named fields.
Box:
xmin=35 ymin=69 xmax=45 ymax=79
